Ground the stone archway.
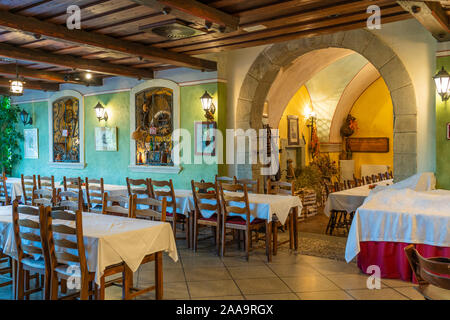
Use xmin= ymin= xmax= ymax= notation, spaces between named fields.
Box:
xmin=235 ymin=29 xmax=417 ymax=182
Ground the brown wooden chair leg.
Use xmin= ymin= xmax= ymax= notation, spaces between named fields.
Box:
xmin=155 ymin=252 xmax=163 ymax=300
xmin=293 ymin=207 xmax=298 ymax=251
xmin=25 ymin=270 xmax=30 ymax=300
xmin=50 ymin=273 xmax=58 ymax=300
xmin=17 ymin=265 xmax=24 ymax=300
xmin=221 ymin=221 xmax=226 ymax=257
xmin=193 ymin=216 xmax=198 ymax=252
xmin=272 ymin=221 xmax=278 ymax=255
xmin=289 ymin=213 xmax=294 ymax=249
xmin=266 ymin=221 xmax=272 ymax=262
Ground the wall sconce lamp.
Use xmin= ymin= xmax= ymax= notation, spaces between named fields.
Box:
xmin=94 ymin=102 xmax=108 ymax=122
xmin=434 ymin=66 xmax=450 ymax=102
xmin=20 ymin=109 xmax=32 ymax=126
xmin=200 ymin=91 xmax=216 ymax=122
xmin=304 ymin=106 xmax=316 ymax=141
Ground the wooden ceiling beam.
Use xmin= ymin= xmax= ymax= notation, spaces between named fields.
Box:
xmin=0 ymin=63 xmax=103 ymax=86
xmin=179 ymin=11 xmax=410 ymax=55
xmin=131 ymin=0 xmax=239 ymax=31
xmin=0 ymin=10 xmax=217 ymax=71
xmin=0 ymin=77 xmax=59 ymax=91
xmin=397 ymin=0 xmax=450 ymax=41
xmin=0 ymin=42 xmax=154 ymax=79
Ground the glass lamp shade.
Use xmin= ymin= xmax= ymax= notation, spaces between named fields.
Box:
xmin=304 ymin=106 xmax=316 ymax=120
xmin=434 ymin=67 xmax=450 ymax=101
xmin=20 ymin=110 xmax=28 ymax=124
xmin=94 ymin=102 xmax=106 ymax=121
xmin=200 ymin=91 xmax=213 ymax=111
xmin=10 ymin=79 xmax=24 ymax=95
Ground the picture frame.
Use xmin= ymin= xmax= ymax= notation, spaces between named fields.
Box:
xmin=287 ymin=115 xmax=300 ymax=146
xmin=447 ymin=123 xmax=450 ymax=140
xmin=194 ymin=121 xmax=217 ymax=156
xmin=95 ymin=127 xmax=117 ymax=151
xmin=24 ymin=128 xmax=39 ymax=159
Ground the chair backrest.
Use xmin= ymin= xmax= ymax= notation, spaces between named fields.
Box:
xmin=85 ymin=178 xmax=104 ymax=212
xmin=378 ymin=173 xmax=385 ymax=181
xmin=126 ymin=178 xmax=152 ymax=198
xmin=131 ymin=194 xmax=167 ymax=221
xmin=365 ymin=176 xmax=372 ymax=184
xmin=59 ymin=190 xmax=83 ymax=211
xmin=63 ymin=177 xmax=82 ymax=193
xmin=32 ymin=187 xmax=56 ymax=206
xmin=346 ymin=180 xmax=355 ymax=189
xmin=219 ymin=183 xmax=251 ymax=224
xmin=267 ymin=179 xmax=294 ymax=196
xmin=102 ymin=193 xmax=132 ymax=217
xmin=404 ymin=245 xmax=450 ymax=290
xmin=389 ymin=171 xmax=394 ymax=179
xmin=46 ymin=209 xmax=88 ymax=284
xmin=150 ymin=179 xmax=176 ymax=214
xmin=12 ymin=201 xmax=50 ymax=268
xmin=38 ymin=175 xmax=54 ymax=190
xmin=191 ymin=180 xmax=221 ymax=220
xmin=234 ymin=177 xmax=260 ymax=194
xmin=0 ymin=173 xmax=9 ymax=205
xmin=371 ymin=174 xmax=379 ymax=182
xmin=215 ymin=175 xmax=234 ymax=187
xmin=21 ymin=174 xmax=36 ymax=205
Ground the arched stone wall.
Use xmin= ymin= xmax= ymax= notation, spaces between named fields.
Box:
xmin=235 ymin=29 xmax=417 ymax=182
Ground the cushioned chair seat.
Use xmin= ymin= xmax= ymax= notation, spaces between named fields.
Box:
xmin=226 ymin=216 xmax=266 ymax=225
xmin=198 ymin=214 xmax=218 ymax=222
xmin=21 ymin=257 xmax=45 ymax=269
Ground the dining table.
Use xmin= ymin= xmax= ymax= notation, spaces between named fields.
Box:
xmin=345 ymin=187 xmax=450 ymax=282
xmin=323 ymin=179 xmax=394 ymax=217
xmin=0 ymin=205 xmax=178 ymax=299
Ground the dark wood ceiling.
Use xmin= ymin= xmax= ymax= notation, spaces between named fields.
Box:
xmin=0 ymin=0 xmax=420 ymax=92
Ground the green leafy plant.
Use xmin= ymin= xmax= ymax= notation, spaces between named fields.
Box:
xmin=294 ymin=165 xmax=324 ymax=202
xmin=312 ymin=154 xmax=338 ymax=181
xmin=0 ymin=96 xmax=22 ymax=175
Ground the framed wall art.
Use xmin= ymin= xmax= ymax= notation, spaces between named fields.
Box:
xmin=24 ymin=128 xmax=39 ymax=159
xmin=195 ymin=121 xmax=217 ymax=156
xmin=95 ymin=127 xmax=117 ymax=151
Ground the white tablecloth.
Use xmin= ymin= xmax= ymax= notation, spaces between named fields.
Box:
xmin=178 ymin=190 xmax=302 ymax=224
xmin=324 ymin=179 xmax=393 ymax=217
xmin=345 ymin=188 xmax=450 ymax=262
xmin=4 ymin=177 xmax=22 ymax=201
xmin=0 ymin=206 xmax=178 ymax=285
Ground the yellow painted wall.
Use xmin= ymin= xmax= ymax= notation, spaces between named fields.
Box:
xmin=279 ymin=85 xmax=313 ymax=165
xmin=349 ymin=77 xmax=394 ymax=178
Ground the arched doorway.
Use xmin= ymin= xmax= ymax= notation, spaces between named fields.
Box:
xmin=235 ymin=29 xmax=417 ymax=182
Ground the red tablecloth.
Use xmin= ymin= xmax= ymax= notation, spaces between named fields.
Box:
xmin=357 ymin=241 xmax=450 ymax=282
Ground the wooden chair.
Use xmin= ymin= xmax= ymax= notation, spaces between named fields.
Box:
xmin=234 ymin=177 xmax=260 ymax=194
xmin=121 ymin=195 xmax=167 ymax=300
xmin=191 ymin=181 xmax=221 ymax=255
xmin=346 ymin=180 xmax=356 ymax=189
xmin=371 ymin=174 xmax=379 ymax=183
xmin=85 ymin=178 xmax=104 ymax=213
xmin=378 ymin=173 xmax=386 ymax=181
xmin=102 ymin=194 xmax=132 ymax=217
xmin=388 ymin=171 xmax=394 ymax=179
xmin=63 ymin=177 xmax=82 ymax=193
xmin=21 ymin=174 xmax=36 ymax=205
xmin=12 ymin=202 xmax=51 ymax=300
xmin=365 ymin=176 xmax=373 ymax=184
xmin=0 ymin=251 xmax=12 ymax=289
xmin=126 ymin=178 xmax=152 ymax=198
xmin=32 ymin=187 xmax=56 ymax=207
xmin=46 ymin=209 xmax=98 ymax=300
xmin=37 ymin=175 xmax=55 ymax=191
xmin=215 ymin=175 xmax=234 ymax=187
xmin=266 ymin=180 xmax=295 ymax=255
xmin=59 ymin=190 xmax=83 ymax=211
xmin=0 ymin=173 xmax=9 ymax=206
xmin=404 ymin=245 xmax=450 ymax=300
xmin=219 ymin=183 xmax=271 ymax=262
xmin=150 ymin=179 xmax=189 ymax=246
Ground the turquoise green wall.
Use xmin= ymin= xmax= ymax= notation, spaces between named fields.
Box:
xmin=436 ymin=56 xmax=450 ymax=189
xmin=12 ymin=82 xmax=226 ymax=189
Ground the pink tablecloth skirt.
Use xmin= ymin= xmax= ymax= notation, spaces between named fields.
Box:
xmin=357 ymin=241 xmax=450 ymax=282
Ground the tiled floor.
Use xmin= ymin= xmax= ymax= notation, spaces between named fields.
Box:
xmin=0 ymin=235 xmax=425 ymax=300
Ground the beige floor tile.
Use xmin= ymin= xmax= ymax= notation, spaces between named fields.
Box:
xmin=221 ymin=256 xmax=266 ymax=267
xmin=298 ymin=290 xmax=354 ymax=300
xmin=381 ymin=278 xmax=416 ymax=288
xmin=393 ymin=287 xmax=425 ymax=300
xmin=327 ymin=274 xmax=385 ymax=290
xmin=194 ymin=295 xmax=245 ymax=300
xmin=227 ymin=265 xmax=277 ymax=279
xmin=269 ymin=264 xmax=320 ymax=278
xmin=347 ymin=288 xmax=409 ymax=300
xmin=296 ymin=255 xmax=340 ymax=266
xmin=235 ymin=277 xmax=291 ymax=295
xmin=184 ymin=267 xmax=231 ymax=281
xmin=136 ymin=266 xmax=186 ymax=284
xmin=188 ymin=280 xmax=241 ymax=298
xmin=245 ymin=293 xmax=300 ymax=300
xmin=282 ymin=274 xmax=340 ymax=292
xmin=312 ymin=261 xmax=362 ymax=275
xmin=182 ymin=256 xmax=225 ymax=268
xmin=135 ymin=281 xmax=190 ymax=300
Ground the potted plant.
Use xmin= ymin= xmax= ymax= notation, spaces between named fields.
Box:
xmin=0 ymin=96 xmax=22 ymax=176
